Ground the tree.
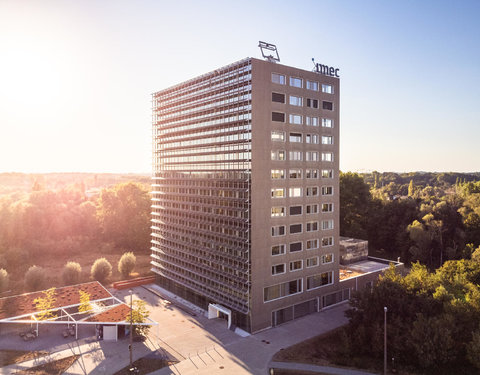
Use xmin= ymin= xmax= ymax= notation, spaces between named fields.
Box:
xmin=342 ymin=259 xmax=480 ymax=373
xmin=118 ymin=252 xmax=136 ymax=278
xmin=25 ymin=265 xmax=46 ymax=292
xmin=472 ymin=245 xmax=480 ymax=262
xmin=62 ymin=261 xmax=82 ymax=285
xmin=409 ymin=313 xmax=458 ymax=369
xmin=128 ymin=299 xmax=150 ymax=336
xmin=467 ymin=329 xmax=480 ymax=369
xmin=90 ymin=258 xmax=112 ymax=284
xmin=97 ymin=183 xmax=150 ymax=251
xmin=34 ymin=287 xmax=57 ymax=320
xmin=408 ymin=179 xmax=414 ymax=197
xmin=340 ymin=172 xmax=371 ymax=239
xmin=0 ymin=268 xmax=9 ymax=292
xmin=78 ymin=290 xmax=92 ymax=313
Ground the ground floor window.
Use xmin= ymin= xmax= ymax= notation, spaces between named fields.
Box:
xmin=271 ymin=298 xmax=318 ymax=326
xmin=322 ymin=288 xmax=350 ymax=308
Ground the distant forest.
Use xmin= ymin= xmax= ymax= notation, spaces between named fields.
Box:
xmin=1 ymin=171 xmax=479 ymax=294
xmin=0 ymin=173 xmax=151 ymax=293
xmin=340 ymin=171 xmax=480 ymax=269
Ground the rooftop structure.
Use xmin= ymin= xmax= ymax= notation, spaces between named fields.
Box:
xmin=0 ymin=281 xmax=157 ymax=340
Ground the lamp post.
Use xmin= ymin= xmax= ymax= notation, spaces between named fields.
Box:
xmin=129 ymin=289 xmax=133 ymax=370
xmin=384 ymin=306 xmax=388 ymax=375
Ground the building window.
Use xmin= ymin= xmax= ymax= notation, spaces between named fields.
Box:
xmin=306 ymin=204 xmax=319 ymax=214
xmin=271 ymin=150 xmax=286 ymax=161
xmin=321 ymin=253 xmax=334 ymax=264
xmin=289 ymin=114 xmax=303 ymax=125
xmin=289 ymin=132 xmax=302 ymax=143
xmin=272 ymin=92 xmax=286 ymax=103
xmin=322 ymin=118 xmax=333 ymax=128
xmin=271 ymin=131 xmax=285 ymax=142
xmin=322 ymin=152 xmax=333 ymax=162
xmin=272 ymin=112 xmax=285 ymax=122
xmin=322 ymin=219 xmax=334 ymax=230
xmin=289 ymin=260 xmax=303 ymax=272
xmin=289 ymin=205 xmax=302 ymax=216
xmin=290 ymin=223 xmax=302 ymax=234
xmin=322 ymin=186 xmax=333 ymax=195
xmin=306 ymin=239 xmax=319 ymax=250
xmin=271 ymin=169 xmax=285 ymax=179
xmin=289 ymin=169 xmax=302 ymax=179
xmin=290 ymin=77 xmax=302 ymax=88
xmin=271 ymin=206 xmax=286 ymax=217
xmin=321 ymin=203 xmax=333 ymax=212
xmin=306 ymin=169 xmax=318 ymax=179
xmin=306 ymin=116 xmax=319 ymax=126
xmin=289 ymin=95 xmax=303 ymax=106
xmin=306 ymin=134 xmax=319 ymax=144
xmin=306 ymin=221 xmax=319 ymax=232
xmin=272 ymin=73 xmax=286 ymax=85
xmin=306 ymin=80 xmax=319 ymax=91
xmin=306 ymin=151 xmax=318 ymax=161
xmin=306 ymin=257 xmax=319 ymax=268
xmin=272 ymin=244 xmax=286 ymax=256
xmin=289 ymin=242 xmax=302 ymax=252
xmin=272 ymin=263 xmax=286 ymax=275
xmin=322 ymin=84 xmax=333 ymax=94
xmin=306 ymin=186 xmax=318 ymax=196
xmin=307 ymin=98 xmax=319 ymax=108
xmin=289 ymin=151 xmax=302 ymax=161
xmin=322 ymin=101 xmax=333 ymax=110
xmin=272 ymin=225 xmax=286 ymax=237
xmin=321 ymin=169 xmax=333 ymax=178
xmin=264 ymin=279 xmax=302 ymax=302
xmin=322 ymin=136 xmax=333 ymax=145
xmin=306 ymin=271 xmax=333 ymax=290
xmin=289 ymin=187 xmax=302 ymax=197
xmin=272 ymin=188 xmax=286 ymax=198
xmin=322 ymin=236 xmax=334 ymax=247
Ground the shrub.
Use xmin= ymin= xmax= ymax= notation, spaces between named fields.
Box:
xmin=0 ymin=269 xmax=9 ymax=292
xmin=62 ymin=262 xmax=82 ymax=285
xmin=91 ymin=258 xmax=112 ymax=284
xmin=118 ymin=252 xmax=136 ymax=278
xmin=25 ymin=265 xmax=46 ymax=292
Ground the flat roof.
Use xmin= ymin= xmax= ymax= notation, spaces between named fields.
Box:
xmin=339 ymin=257 xmax=401 ymax=281
xmin=347 ymin=260 xmax=391 ymax=274
xmin=0 ymin=281 xmax=112 ymax=320
xmin=85 ymin=304 xmax=132 ymax=323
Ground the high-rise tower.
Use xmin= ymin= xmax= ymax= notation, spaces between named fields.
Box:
xmin=151 ymin=57 xmax=340 ymax=332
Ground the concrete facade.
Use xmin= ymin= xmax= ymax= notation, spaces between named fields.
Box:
xmin=151 ymin=57 xmax=340 ymax=332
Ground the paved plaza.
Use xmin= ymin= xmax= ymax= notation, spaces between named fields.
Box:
xmin=0 ymin=284 xmax=351 ymax=375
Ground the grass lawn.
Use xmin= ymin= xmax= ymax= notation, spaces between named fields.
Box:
xmin=8 ymin=248 xmax=152 ymax=293
xmin=0 ymin=349 xmax=49 ymax=367
xmin=16 ymin=355 xmax=79 ymax=375
xmin=273 ymin=327 xmax=417 ymax=375
xmin=273 ymin=327 xmax=343 ymax=367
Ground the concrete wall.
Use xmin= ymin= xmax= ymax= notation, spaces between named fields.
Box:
xmin=249 ymin=58 xmax=340 ymax=332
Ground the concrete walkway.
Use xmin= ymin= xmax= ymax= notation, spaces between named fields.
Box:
xmin=0 ymin=286 xmax=356 ymax=375
xmin=270 ymin=361 xmax=379 ymax=375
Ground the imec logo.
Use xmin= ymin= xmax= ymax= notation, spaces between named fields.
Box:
xmin=313 ymin=59 xmax=340 ymax=78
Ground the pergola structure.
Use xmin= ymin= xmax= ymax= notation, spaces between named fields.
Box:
xmin=0 ymin=281 xmax=157 ymax=340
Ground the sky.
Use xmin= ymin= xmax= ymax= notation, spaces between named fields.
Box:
xmin=0 ymin=0 xmax=479 ymax=174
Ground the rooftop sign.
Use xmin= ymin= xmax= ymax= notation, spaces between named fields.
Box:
xmin=312 ymin=58 xmax=339 ymax=78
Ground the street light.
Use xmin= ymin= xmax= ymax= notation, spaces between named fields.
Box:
xmin=384 ymin=306 xmax=388 ymax=375
xmin=129 ymin=289 xmax=133 ymax=370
